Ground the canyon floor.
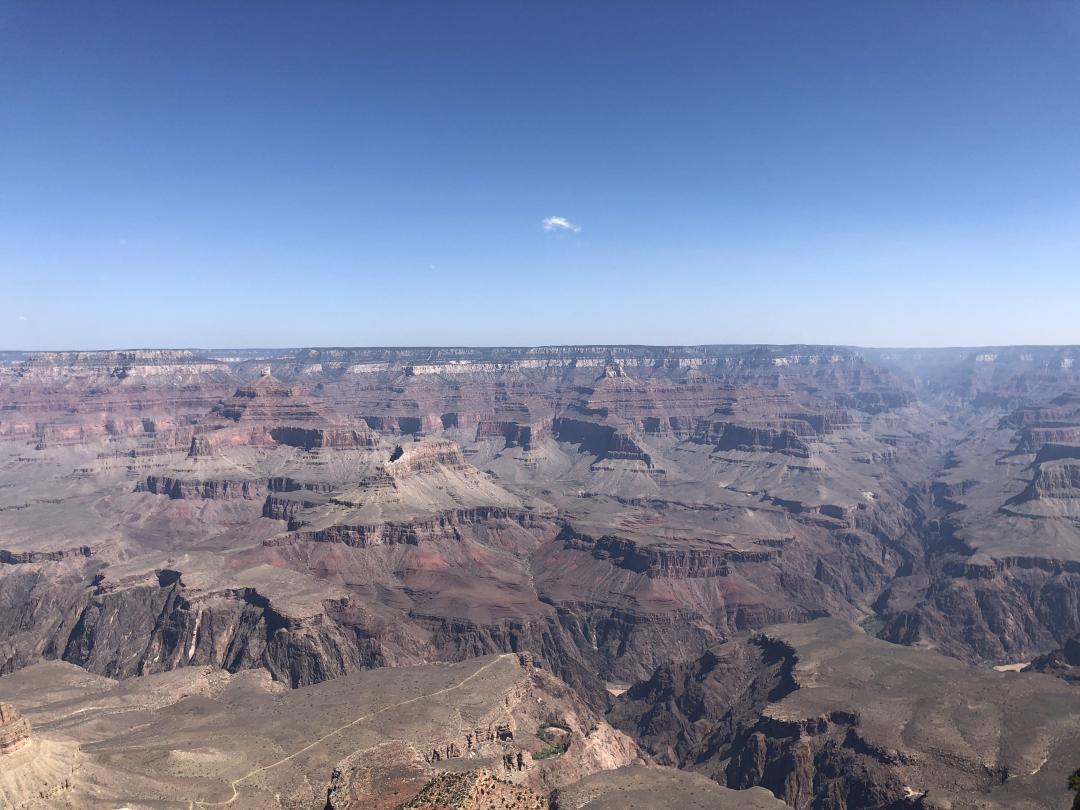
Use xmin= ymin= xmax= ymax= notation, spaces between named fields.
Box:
xmin=2 ymin=345 xmax=1080 ymax=809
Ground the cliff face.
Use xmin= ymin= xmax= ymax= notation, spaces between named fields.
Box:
xmin=608 ymin=636 xmax=796 ymax=770
xmin=552 ymin=418 xmax=654 ymax=467
xmin=1027 ymin=461 xmax=1080 ymax=499
xmin=706 ymin=423 xmax=811 ymax=458
xmin=558 ymin=527 xmax=773 ymax=578
xmin=138 ymin=475 xmax=264 ymax=500
xmin=53 ymin=578 xmax=387 ymax=687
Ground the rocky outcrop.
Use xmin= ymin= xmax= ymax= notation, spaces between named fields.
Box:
xmin=608 ymin=635 xmax=797 ymax=770
xmin=0 ymin=703 xmax=31 ymax=755
xmin=558 ymin=527 xmax=776 ymax=579
xmin=16 ymin=575 xmax=380 ymax=688
xmin=686 ymin=393 xmax=859 ymax=458
xmin=1021 ymin=462 xmax=1080 ymax=500
xmin=0 ymin=736 xmax=79 ymax=809
xmin=1015 ymin=427 xmax=1080 ymax=454
xmin=324 ymin=741 xmax=433 ymax=810
xmin=399 ymin=769 xmax=547 ymax=810
xmin=1003 ymin=392 xmax=1080 ymax=429
xmin=878 ymin=554 xmax=1080 ymax=663
xmin=187 ymin=435 xmax=215 ymax=457
xmin=263 ymin=493 xmax=325 ymax=521
xmin=270 ymin=425 xmax=380 ymax=450
xmin=476 ymin=420 xmax=548 ymax=451
xmin=0 ymin=546 xmax=93 ymax=566
xmin=387 ymin=439 xmax=471 ymax=475
xmin=137 ymin=475 xmax=264 ymax=500
xmin=281 ymin=507 xmax=551 ymax=548
xmin=262 ymin=477 xmax=337 ymax=520
xmin=723 ymin=715 xmax=917 ymax=809
xmin=1027 ymin=633 xmax=1080 ymax=684
xmin=552 ymin=418 xmax=653 ymax=466
xmin=698 ymin=422 xmax=811 ymax=458
xmin=362 ymin=415 xmax=427 ymax=435
xmin=267 ymin=476 xmax=337 ymax=494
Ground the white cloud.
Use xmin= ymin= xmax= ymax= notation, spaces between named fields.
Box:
xmin=17 ymin=315 xmax=28 ymax=321
xmin=541 ymin=216 xmax=581 ymax=233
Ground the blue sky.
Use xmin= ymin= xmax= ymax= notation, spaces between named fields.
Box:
xmin=2 ymin=1 xmax=1078 ymax=349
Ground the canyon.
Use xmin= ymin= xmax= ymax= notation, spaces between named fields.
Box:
xmin=1 ymin=344 xmax=1079 ymax=808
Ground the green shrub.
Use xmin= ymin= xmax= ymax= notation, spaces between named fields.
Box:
xmin=534 ymin=721 xmax=572 ymax=760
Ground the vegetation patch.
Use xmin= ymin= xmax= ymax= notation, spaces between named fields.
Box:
xmin=534 ymin=720 xmax=572 ymax=760
xmin=859 ymin=614 xmax=884 ymax=637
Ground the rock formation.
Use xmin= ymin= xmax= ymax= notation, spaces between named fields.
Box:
xmin=0 ymin=703 xmax=31 ymax=755
xmin=398 ymin=769 xmax=547 ymax=810
xmin=1027 ymin=633 xmax=1080 ymax=684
